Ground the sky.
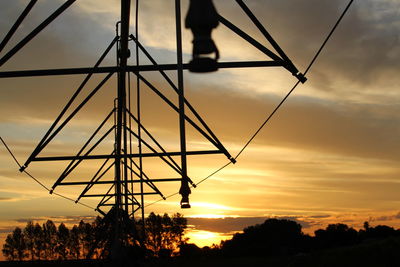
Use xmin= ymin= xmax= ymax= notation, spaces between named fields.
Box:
xmin=1 ymin=0 xmax=400 ymax=255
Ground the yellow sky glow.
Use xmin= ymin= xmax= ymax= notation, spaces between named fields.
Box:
xmin=1 ymin=0 xmax=400 ymax=255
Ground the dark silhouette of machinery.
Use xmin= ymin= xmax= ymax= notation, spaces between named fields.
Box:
xmin=186 ymin=0 xmax=220 ymax=72
xmin=0 ymin=0 xmax=305 ymax=259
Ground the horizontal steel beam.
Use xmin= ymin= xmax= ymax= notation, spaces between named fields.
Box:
xmin=32 ymin=150 xmax=223 ymax=161
xmin=82 ymin=192 xmax=159 ymax=197
xmin=59 ymin=178 xmax=182 ymax=185
xmin=0 ymin=60 xmax=284 ymax=78
xmin=98 ymin=203 xmax=141 ymax=207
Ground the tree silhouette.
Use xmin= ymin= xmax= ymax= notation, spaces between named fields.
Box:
xmin=314 ymin=223 xmax=358 ymax=248
xmin=68 ymin=225 xmax=81 ymax=260
xmin=359 ymin=221 xmax=398 ymax=240
xmin=221 ymin=218 xmax=305 ymax=256
xmin=141 ymin=212 xmax=187 ymax=257
xmin=42 ymin=220 xmax=57 ymax=259
xmin=3 ymin=216 xmax=400 ymax=264
xmin=23 ymin=221 xmax=36 ymax=261
xmin=3 ymin=213 xmax=187 ymax=261
xmin=179 ymin=243 xmax=202 ymax=258
xmin=32 ymin=223 xmax=44 ymax=260
xmin=56 ymin=223 xmax=69 ymax=260
xmin=78 ymin=220 xmax=95 ymax=258
xmin=2 ymin=227 xmax=26 ymax=261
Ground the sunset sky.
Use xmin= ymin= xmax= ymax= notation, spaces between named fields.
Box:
xmin=1 ymin=0 xmax=400 ymax=254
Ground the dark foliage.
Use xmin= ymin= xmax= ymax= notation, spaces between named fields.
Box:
xmin=4 ymin=214 xmax=400 ymax=266
xmin=2 ymin=212 xmax=187 ymax=262
xmin=2 ymin=219 xmax=100 ymax=261
xmin=176 ymin=218 xmax=400 ymax=265
xmin=179 ymin=243 xmax=202 ymax=258
xmin=138 ymin=212 xmax=187 ymax=257
xmin=220 ymin=219 xmax=305 ymax=257
xmin=314 ymin=223 xmax=358 ymax=248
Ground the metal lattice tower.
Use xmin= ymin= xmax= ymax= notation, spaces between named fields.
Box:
xmin=0 ymin=0 xmax=305 ymax=235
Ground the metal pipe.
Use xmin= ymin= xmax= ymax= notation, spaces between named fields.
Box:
xmin=0 ymin=61 xmax=283 ymax=78
xmin=0 ymin=0 xmax=76 ymax=67
xmin=0 ymin=0 xmax=38 ymax=53
xmin=175 ymin=0 xmax=191 ymax=209
xmin=115 ymin=0 xmax=131 ymax=211
xmin=60 ymin=178 xmax=182 ymax=186
xmin=32 ymin=150 xmax=223 ymax=161
xmin=20 ymin=72 xmax=114 ymax=171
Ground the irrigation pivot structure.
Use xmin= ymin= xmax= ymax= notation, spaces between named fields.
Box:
xmin=0 ymin=0 xmax=305 ymax=250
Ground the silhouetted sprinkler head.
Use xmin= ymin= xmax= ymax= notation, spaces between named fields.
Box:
xmin=185 ymin=0 xmax=220 ymax=73
xmin=180 ymin=195 xmax=191 ymax=209
xmin=179 ymin=182 xmax=191 ymax=209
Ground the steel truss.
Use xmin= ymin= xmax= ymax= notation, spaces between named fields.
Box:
xmin=0 ymin=0 xmax=305 ymax=223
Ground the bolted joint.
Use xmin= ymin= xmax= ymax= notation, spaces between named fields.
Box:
xmin=117 ymin=48 xmax=131 ymax=59
xmin=294 ymin=72 xmax=307 ymax=84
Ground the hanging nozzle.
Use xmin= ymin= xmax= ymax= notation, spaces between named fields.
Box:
xmin=185 ymin=0 xmax=220 ymax=73
xmin=179 ymin=183 xmax=191 ymax=209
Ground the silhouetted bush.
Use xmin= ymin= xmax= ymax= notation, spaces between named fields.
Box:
xmin=179 ymin=243 xmax=202 ymax=258
xmin=314 ymin=223 xmax=358 ymax=248
xmin=215 ymin=219 xmax=400 ymax=261
xmin=220 ymin=219 xmax=306 ymax=257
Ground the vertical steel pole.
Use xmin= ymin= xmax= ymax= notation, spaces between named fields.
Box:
xmin=122 ymin=3 xmax=131 ymax=214
xmin=135 ymin=0 xmax=146 ymax=230
xmin=175 ymin=0 xmax=190 ymax=206
xmin=112 ymin=0 xmax=131 ymax=260
xmin=116 ymin=0 xmax=131 ymax=211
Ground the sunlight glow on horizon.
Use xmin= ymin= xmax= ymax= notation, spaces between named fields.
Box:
xmin=187 ymin=214 xmax=240 ymax=219
xmin=1 ymin=1 xmax=400 ymax=258
xmin=185 ymin=229 xmax=232 ymax=248
xmin=189 ymin=202 xmax=239 ymax=211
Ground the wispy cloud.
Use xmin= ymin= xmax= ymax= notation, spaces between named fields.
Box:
xmin=1 ymin=0 xmax=399 ymax=236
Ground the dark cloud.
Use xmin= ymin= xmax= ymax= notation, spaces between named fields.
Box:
xmin=369 ymin=212 xmax=400 ymax=222
xmin=1 ymin=0 xmax=118 ymax=68
xmin=188 ymin=215 xmax=324 ymax=234
xmin=188 ymin=217 xmax=266 ymax=233
xmin=1 ymin=0 xmax=398 ymax=163
xmin=309 ymin=215 xmax=331 ymax=219
xmin=0 ymin=197 xmax=14 ymax=201
xmin=2 ymin=0 xmax=399 ymax=93
xmin=0 ymin=227 xmax=15 ymax=233
xmin=216 ymin=0 xmax=400 ymax=93
xmin=1 ymin=1 xmax=400 ymax=226
xmin=0 ymin=0 xmax=118 ymax=122
xmin=186 ymin=86 xmax=400 ymax=161
xmin=15 ymin=215 xmax=97 ymax=225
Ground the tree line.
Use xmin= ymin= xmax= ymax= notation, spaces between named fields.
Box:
xmin=180 ymin=219 xmax=400 ymax=259
xmin=4 ymin=214 xmax=400 ymax=263
xmin=2 ymin=212 xmax=187 ymax=261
